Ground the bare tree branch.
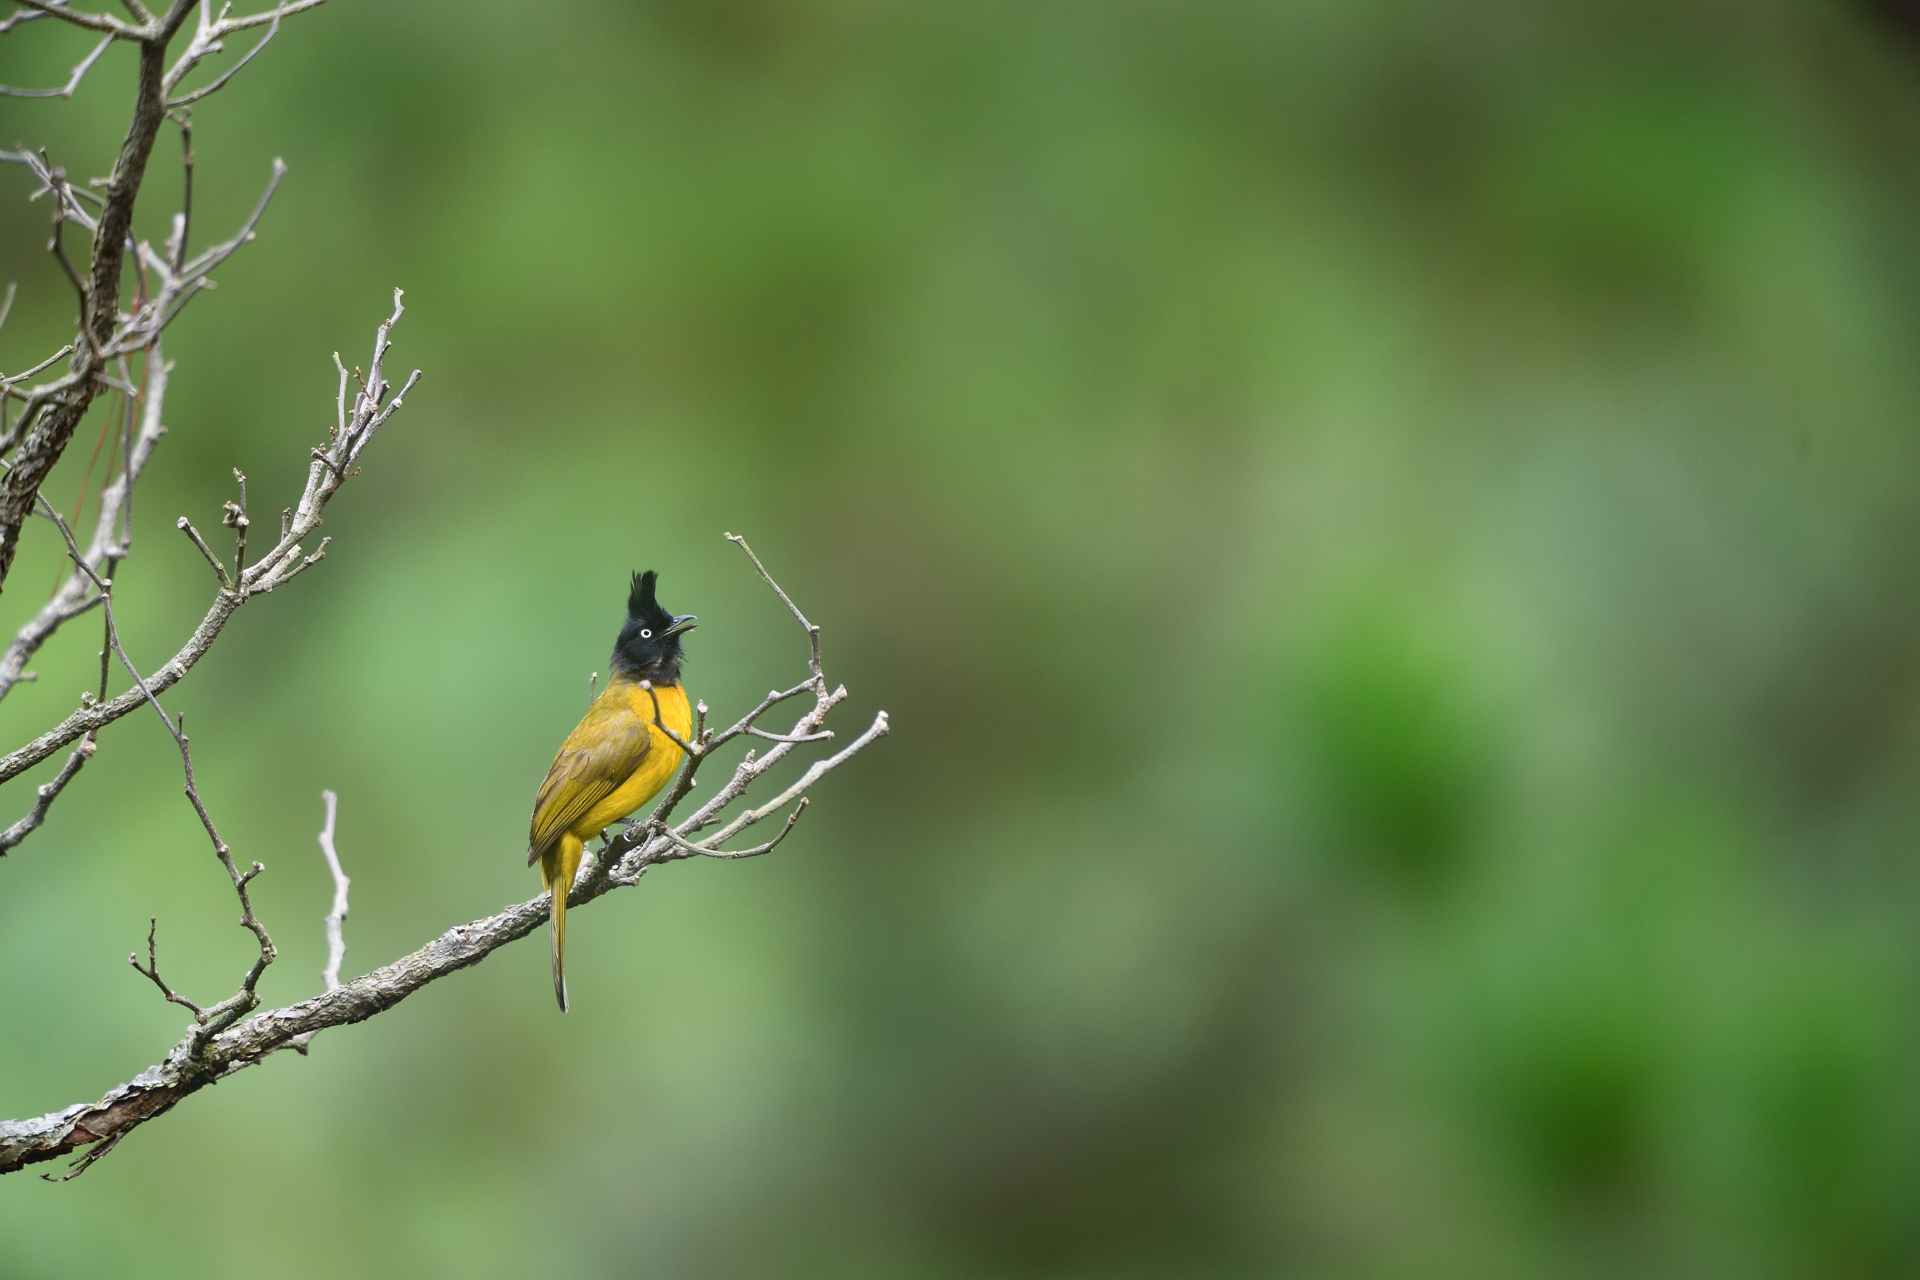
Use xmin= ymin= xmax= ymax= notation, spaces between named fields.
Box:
xmin=165 ymin=7 xmax=276 ymax=107
xmin=160 ymin=0 xmax=326 ymax=97
xmin=103 ymin=156 xmax=287 ymax=358
xmin=690 ymin=710 xmax=890 ymax=851
xmin=0 ymin=128 xmax=292 ymax=763
xmin=0 ymin=295 xmax=420 ymax=787
xmin=0 ymin=0 xmax=324 ymax=591
xmin=0 ymin=349 xmax=167 ymax=702
xmin=33 ymin=483 xmax=282 ymax=1049
xmin=0 ymin=537 xmax=890 ymax=1178
xmin=0 ymin=24 xmax=176 ymax=587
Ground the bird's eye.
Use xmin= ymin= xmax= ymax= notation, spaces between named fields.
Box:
xmin=639 ymin=629 xmax=652 ymax=639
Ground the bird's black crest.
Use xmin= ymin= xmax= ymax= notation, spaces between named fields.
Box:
xmin=628 ymin=570 xmax=660 ymax=620
xmin=613 ymin=568 xmax=689 ymax=683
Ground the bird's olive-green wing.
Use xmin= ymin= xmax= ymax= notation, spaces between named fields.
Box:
xmin=527 ymin=701 xmax=652 ymax=861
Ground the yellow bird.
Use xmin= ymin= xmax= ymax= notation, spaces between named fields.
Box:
xmin=527 ymin=570 xmax=696 ymax=1010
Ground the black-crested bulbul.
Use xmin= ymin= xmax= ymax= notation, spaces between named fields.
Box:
xmin=527 ymin=570 xmax=695 ymax=1010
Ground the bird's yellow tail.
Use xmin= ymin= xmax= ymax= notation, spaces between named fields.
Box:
xmin=539 ymin=834 xmax=584 ymax=1012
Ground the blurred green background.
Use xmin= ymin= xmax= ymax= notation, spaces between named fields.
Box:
xmin=5 ymin=0 xmax=1920 ymax=1275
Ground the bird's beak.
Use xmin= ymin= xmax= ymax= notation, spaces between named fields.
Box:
xmin=661 ymin=614 xmax=698 ymax=639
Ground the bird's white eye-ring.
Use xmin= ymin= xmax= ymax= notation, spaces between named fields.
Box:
xmin=639 ymin=628 xmax=653 ymax=639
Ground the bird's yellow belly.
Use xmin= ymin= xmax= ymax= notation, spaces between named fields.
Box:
xmin=569 ymin=682 xmax=692 ymax=840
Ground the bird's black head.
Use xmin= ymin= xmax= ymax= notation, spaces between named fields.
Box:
xmin=611 ymin=569 xmax=696 ymax=684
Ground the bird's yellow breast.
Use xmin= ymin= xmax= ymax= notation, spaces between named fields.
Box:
xmin=571 ymin=681 xmax=693 ymax=840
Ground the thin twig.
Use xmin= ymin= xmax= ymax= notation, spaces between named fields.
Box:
xmin=725 ymin=531 xmax=822 ymax=679
xmin=0 ymin=734 xmax=95 ymax=853
xmin=316 ymin=788 xmax=348 ymax=992
xmin=93 ymin=596 xmax=110 ymax=699
xmin=218 ymin=0 xmax=326 ymax=33
xmin=177 ymin=155 xmax=284 ymax=284
xmin=639 ymin=679 xmax=696 ymax=755
xmin=709 ymin=681 xmax=814 ymax=749
xmin=745 ymin=725 xmax=834 ymax=744
xmin=222 ymin=468 xmax=247 ymax=588
xmin=1 ymin=345 xmax=76 ymax=397
xmin=161 ymin=0 xmax=324 ymax=98
xmin=0 ymin=3 xmax=62 ymax=34
xmin=0 ymin=33 xmax=113 ymax=99
xmin=165 ymin=7 xmax=276 ymax=106
xmin=166 ymin=116 xmax=191 ymax=271
xmin=169 ymin=709 xmax=275 ymax=1050
xmin=128 ymin=918 xmax=205 ymax=1020
xmin=9 ymin=0 xmax=140 ymax=37
xmin=46 ymin=185 xmax=94 ymax=357
xmin=654 ymin=797 xmax=809 ymax=861
xmin=174 ymin=516 xmax=230 ymax=588
xmin=331 ymin=352 xmax=348 ymax=436
xmin=693 ymin=711 xmax=888 ymax=850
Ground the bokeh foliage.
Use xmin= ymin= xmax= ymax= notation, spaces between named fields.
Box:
xmin=3 ymin=1 xmax=1920 ymax=1275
